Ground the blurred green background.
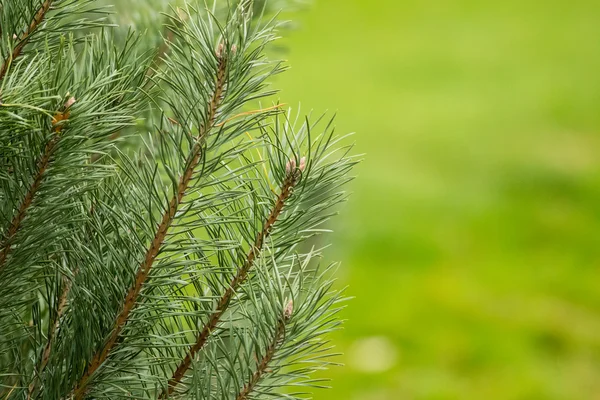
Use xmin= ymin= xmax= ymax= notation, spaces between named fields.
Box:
xmin=274 ymin=1 xmax=600 ymax=399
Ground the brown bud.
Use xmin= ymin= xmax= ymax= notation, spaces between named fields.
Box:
xmin=231 ymin=44 xmax=238 ymax=54
xmin=52 ymin=97 xmax=76 ymax=132
xmin=284 ymin=299 xmax=294 ymax=321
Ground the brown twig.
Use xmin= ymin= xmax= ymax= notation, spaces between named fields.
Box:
xmin=0 ymin=97 xmax=75 ymax=270
xmin=161 ymin=160 xmax=305 ymax=397
xmin=27 ymin=273 xmax=74 ymax=399
xmin=71 ymin=48 xmax=229 ymax=400
xmin=236 ymin=301 xmax=292 ymax=400
xmin=0 ymin=0 xmax=53 ymax=81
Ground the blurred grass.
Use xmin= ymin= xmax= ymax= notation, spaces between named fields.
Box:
xmin=275 ymin=1 xmax=600 ymax=399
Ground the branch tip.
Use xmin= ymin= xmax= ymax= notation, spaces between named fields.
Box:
xmin=162 ymin=164 xmax=302 ymax=397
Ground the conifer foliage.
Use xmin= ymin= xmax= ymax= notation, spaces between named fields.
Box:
xmin=0 ymin=1 xmax=356 ymax=398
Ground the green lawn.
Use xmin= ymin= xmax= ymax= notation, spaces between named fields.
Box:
xmin=276 ymin=1 xmax=600 ymax=399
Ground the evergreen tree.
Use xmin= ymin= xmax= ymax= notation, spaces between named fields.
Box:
xmin=0 ymin=1 xmax=356 ymax=399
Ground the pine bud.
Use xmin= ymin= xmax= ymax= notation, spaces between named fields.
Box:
xmin=285 ymin=156 xmax=307 ymax=178
xmin=284 ymin=299 xmax=293 ymax=321
xmin=216 ymin=42 xmax=224 ymax=58
xmin=231 ymin=44 xmax=237 ymax=54
xmin=285 ymin=158 xmax=296 ymax=175
xmin=52 ymin=97 xmax=76 ymax=132
xmin=64 ymin=96 xmax=76 ymax=109
xmin=298 ymin=156 xmax=307 ymax=172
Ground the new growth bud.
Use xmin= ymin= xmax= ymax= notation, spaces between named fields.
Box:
xmin=216 ymin=42 xmax=225 ymax=58
xmin=285 ymin=158 xmax=296 ymax=175
xmin=284 ymin=299 xmax=294 ymax=321
xmin=64 ymin=96 xmax=76 ymax=109
xmin=298 ymin=156 xmax=307 ymax=172
xmin=52 ymin=97 xmax=76 ymax=132
xmin=285 ymin=156 xmax=307 ymax=176
xmin=231 ymin=44 xmax=237 ymax=54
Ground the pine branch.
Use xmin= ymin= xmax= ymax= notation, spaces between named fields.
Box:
xmin=70 ymin=45 xmax=230 ymax=400
xmin=27 ymin=273 xmax=74 ymax=399
xmin=0 ymin=97 xmax=75 ymax=270
xmin=0 ymin=3 xmax=355 ymax=398
xmin=0 ymin=0 xmax=53 ymax=81
xmin=162 ymin=157 xmax=306 ymax=397
xmin=236 ymin=300 xmax=293 ymax=400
